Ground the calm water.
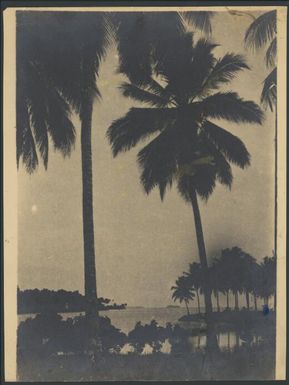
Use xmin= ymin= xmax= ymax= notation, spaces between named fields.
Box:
xmin=18 ymin=308 xmax=261 ymax=353
xmin=18 ymin=307 xmax=193 ymax=334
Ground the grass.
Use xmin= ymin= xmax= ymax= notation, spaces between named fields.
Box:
xmin=18 ymin=344 xmax=275 ymax=381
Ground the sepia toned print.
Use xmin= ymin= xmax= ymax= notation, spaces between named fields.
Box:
xmin=3 ymin=5 xmax=287 ymax=381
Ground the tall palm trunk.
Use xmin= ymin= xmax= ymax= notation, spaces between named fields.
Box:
xmin=190 ymin=189 xmax=218 ymax=351
xmin=196 ymin=289 xmax=201 ymax=314
xmin=245 ymin=291 xmax=250 ymax=310
xmin=81 ymin=99 xmax=99 ymax=324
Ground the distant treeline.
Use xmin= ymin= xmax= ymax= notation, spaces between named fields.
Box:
xmin=17 ymin=288 xmax=127 ymax=314
xmin=172 ymin=247 xmax=276 ymax=314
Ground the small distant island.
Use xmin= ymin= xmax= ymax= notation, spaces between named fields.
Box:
xmin=17 ymin=288 xmax=127 ymax=314
xmin=166 ymin=305 xmax=181 ymax=309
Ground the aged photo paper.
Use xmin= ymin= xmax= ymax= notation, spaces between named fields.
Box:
xmin=3 ymin=5 xmax=287 ymax=381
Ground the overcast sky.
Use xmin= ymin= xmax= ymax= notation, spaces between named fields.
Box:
xmin=18 ymin=10 xmax=275 ymax=307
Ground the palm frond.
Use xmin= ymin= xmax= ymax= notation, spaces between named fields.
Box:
xmin=107 ymin=107 xmax=177 ymax=157
xmin=16 ymin=99 xmax=38 ymax=173
xmin=261 ymin=67 xmax=277 ymax=111
xmin=201 ymin=54 xmax=250 ymax=96
xmin=45 ymin=89 xmax=76 ymax=156
xmin=182 ymin=11 xmax=214 ymax=35
xmin=188 ymin=39 xmax=218 ymax=98
xmin=244 ymin=10 xmax=276 ymax=50
xmin=177 ymin=167 xmax=217 ymax=202
xmin=266 ymin=37 xmax=277 ymax=68
xmin=200 ymin=92 xmax=264 ymax=124
xmin=200 ymin=136 xmax=233 ymax=188
xmin=214 ymin=151 xmax=233 ymax=187
xmin=137 ymin=128 xmax=178 ymax=199
xmin=202 ymin=120 xmax=250 ymax=168
xmin=29 ymin=102 xmax=49 ymax=169
xmin=114 ymin=12 xmax=185 ymax=84
xmin=119 ymin=82 xmax=170 ymax=108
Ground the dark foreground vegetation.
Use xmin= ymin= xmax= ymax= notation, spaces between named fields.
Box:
xmin=18 ymin=310 xmax=275 ymax=381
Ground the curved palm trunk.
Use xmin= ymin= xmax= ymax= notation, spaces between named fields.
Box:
xmin=190 ymin=189 xmax=218 ymax=352
xmin=81 ymin=99 xmax=99 ymax=326
xmin=196 ymin=289 xmax=201 ymax=314
xmin=185 ymin=300 xmax=190 ymax=316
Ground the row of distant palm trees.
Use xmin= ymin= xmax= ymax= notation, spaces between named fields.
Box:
xmin=17 ymin=9 xmax=277 ymax=343
xmin=172 ymin=248 xmax=276 ymax=315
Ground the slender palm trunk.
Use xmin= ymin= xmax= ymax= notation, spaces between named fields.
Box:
xmin=236 ymin=333 xmax=240 ymax=348
xmin=190 ymin=189 xmax=218 ymax=351
xmin=81 ymin=99 xmax=99 ymax=324
xmin=246 ymin=291 xmax=250 ymax=310
xmin=185 ymin=300 xmax=190 ymax=316
xmin=215 ymin=291 xmax=220 ymax=312
xmin=196 ymin=289 xmax=201 ymax=314
xmin=226 ymin=291 xmax=230 ymax=309
xmin=254 ymin=294 xmax=258 ymax=311
xmin=274 ymin=291 xmax=276 ymax=311
xmin=234 ymin=292 xmax=239 ymax=310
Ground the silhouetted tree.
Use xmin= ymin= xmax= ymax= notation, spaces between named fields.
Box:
xmin=171 ymin=276 xmax=195 ymax=316
xmin=184 ymin=262 xmax=203 ymax=314
xmin=259 ymin=255 xmax=276 ymax=309
xmin=245 ymin=10 xmax=277 ymax=110
xmin=209 ymin=259 xmax=224 ymax=312
xmin=107 ymin=32 xmax=263 ymax=349
xmin=240 ymin=252 xmax=258 ymax=310
xmin=16 ymin=13 xmax=111 ymax=328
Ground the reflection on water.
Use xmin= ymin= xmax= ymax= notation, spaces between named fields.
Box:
xmin=109 ymin=332 xmax=264 ymax=355
xmin=18 ymin=309 xmax=274 ymax=358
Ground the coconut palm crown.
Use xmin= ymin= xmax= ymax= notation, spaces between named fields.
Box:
xmin=107 ymin=33 xmax=264 ymax=202
xmin=171 ymin=276 xmax=195 ymax=315
xmin=245 ymin=10 xmax=277 ymax=110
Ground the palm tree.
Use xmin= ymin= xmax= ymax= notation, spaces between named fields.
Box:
xmin=107 ymin=32 xmax=263 ymax=347
xmin=251 ymin=261 xmax=262 ymax=311
xmin=17 ymin=10 xmax=212 ymax=323
xmin=111 ymin=11 xmax=214 ymax=85
xmin=240 ymin=251 xmax=257 ymax=310
xmin=245 ymin=11 xmax=277 ymax=255
xmin=16 ymin=12 xmax=110 ymax=327
xmin=260 ymin=255 xmax=276 ymax=309
xmin=209 ymin=259 xmax=224 ymax=312
xmin=171 ymin=276 xmax=195 ymax=316
xmin=184 ymin=262 xmax=203 ymax=314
